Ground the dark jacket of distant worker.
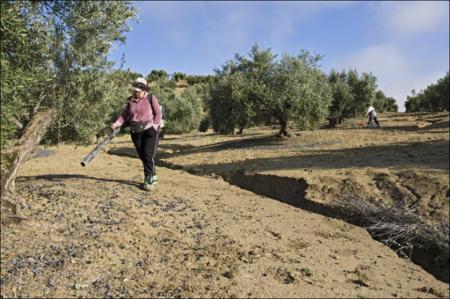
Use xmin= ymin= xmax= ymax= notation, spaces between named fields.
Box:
xmin=111 ymin=77 xmax=162 ymax=191
xmin=365 ymin=106 xmax=380 ymax=128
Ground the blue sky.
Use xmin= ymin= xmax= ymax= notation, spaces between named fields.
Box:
xmin=109 ymin=1 xmax=449 ymax=111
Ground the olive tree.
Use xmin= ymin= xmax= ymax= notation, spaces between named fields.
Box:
xmin=151 ymin=78 xmax=203 ymax=135
xmin=1 ymin=0 xmax=137 ymax=218
xmin=266 ymin=52 xmax=331 ymax=137
xmin=208 ymin=45 xmax=332 ymax=137
xmin=165 ymin=87 xmax=203 ymax=134
xmin=207 ymin=45 xmax=257 ymax=134
xmin=209 ymin=64 xmax=254 ymax=134
xmin=1 ymin=1 xmax=137 ymax=145
xmin=173 ymin=72 xmax=187 ymax=82
xmin=405 ymin=72 xmax=449 ymax=112
xmin=372 ymin=90 xmax=398 ymax=113
xmin=327 ymin=69 xmax=378 ymax=126
xmin=147 ymin=69 xmax=169 ymax=83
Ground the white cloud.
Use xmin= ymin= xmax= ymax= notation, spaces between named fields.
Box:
xmin=374 ymin=1 xmax=449 ymax=38
xmin=334 ymin=45 xmax=447 ymax=111
xmin=266 ymin=1 xmax=354 ymax=48
xmin=332 ymin=2 xmax=449 ymax=111
xmin=337 ymin=45 xmax=408 ymax=77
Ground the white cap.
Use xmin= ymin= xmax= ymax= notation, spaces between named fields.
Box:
xmin=132 ymin=77 xmax=148 ymax=92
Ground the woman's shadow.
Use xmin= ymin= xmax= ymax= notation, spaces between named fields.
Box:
xmin=17 ymin=174 xmax=141 ymax=188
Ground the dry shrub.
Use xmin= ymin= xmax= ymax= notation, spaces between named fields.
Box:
xmin=337 ymin=196 xmax=449 ymax=261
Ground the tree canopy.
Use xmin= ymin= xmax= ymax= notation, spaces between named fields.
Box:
xmin=1 ymin=1 xmax=137 ymax=148
xmin=372 ymin=90 xmax=398 ymax=113
xmin=208 ymin=44 xmax=332 ymax=137
xmin=149 ymin=75 xmax=204 ymax=135
xmin=327 ymin=69 xmax=378 ymax=126
xmin=405 ymin=72 xmax=449 ymax=112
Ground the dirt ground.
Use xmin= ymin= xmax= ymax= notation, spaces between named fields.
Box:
xmin=1 ymin=112 xmax=449 ymax=298
xmin=154 ymin=112 xmax=449 ymax=224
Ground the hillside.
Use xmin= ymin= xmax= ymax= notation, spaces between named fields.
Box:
xmin=1 ymin=112 xmax=449 ymax=298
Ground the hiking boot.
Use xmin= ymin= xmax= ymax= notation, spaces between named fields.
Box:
xmin=143 ymin=181 xmax=154 ymax=191
xmin=143 ymin=176 xmax=157 ymax=191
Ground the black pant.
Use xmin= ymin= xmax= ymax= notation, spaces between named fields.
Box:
xmin=131 ymin=127 xmax=159 ymax=180
xmin=367 ymin=115 xmax=380 ymax=127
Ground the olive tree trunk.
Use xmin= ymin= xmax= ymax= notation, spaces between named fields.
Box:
xmin=277 ymin=117 xmax=291 ymax=138
xmin=1 ymin=109 xmax=57 ymax=223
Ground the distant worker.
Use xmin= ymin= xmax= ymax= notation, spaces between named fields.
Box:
xmin=111 ymin=78 xmax=162 ymax=191
xmin=365 ymin=106 xmax=380 ymax=128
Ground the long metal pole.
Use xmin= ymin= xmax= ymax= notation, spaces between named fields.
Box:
xmin=80 ymin=128 xmax=120 ymax=167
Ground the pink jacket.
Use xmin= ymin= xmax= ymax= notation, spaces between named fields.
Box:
xmin=114 ymin=92 xmax=161 ymax=130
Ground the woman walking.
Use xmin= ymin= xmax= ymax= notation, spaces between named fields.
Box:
xmin=111 ymin=78 xmax=162 ymax=191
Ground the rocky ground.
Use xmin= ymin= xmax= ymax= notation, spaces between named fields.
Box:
xmin=1 ymin=112 xmax=448 ymax=298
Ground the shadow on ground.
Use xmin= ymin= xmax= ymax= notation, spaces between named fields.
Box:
xmin=16 ymin=174 xmax=140 ymax=188
xmin=109 ymin=137 xmax=448 ymax=173
xmin=157 ymin=139 xmax=448 ymax=173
